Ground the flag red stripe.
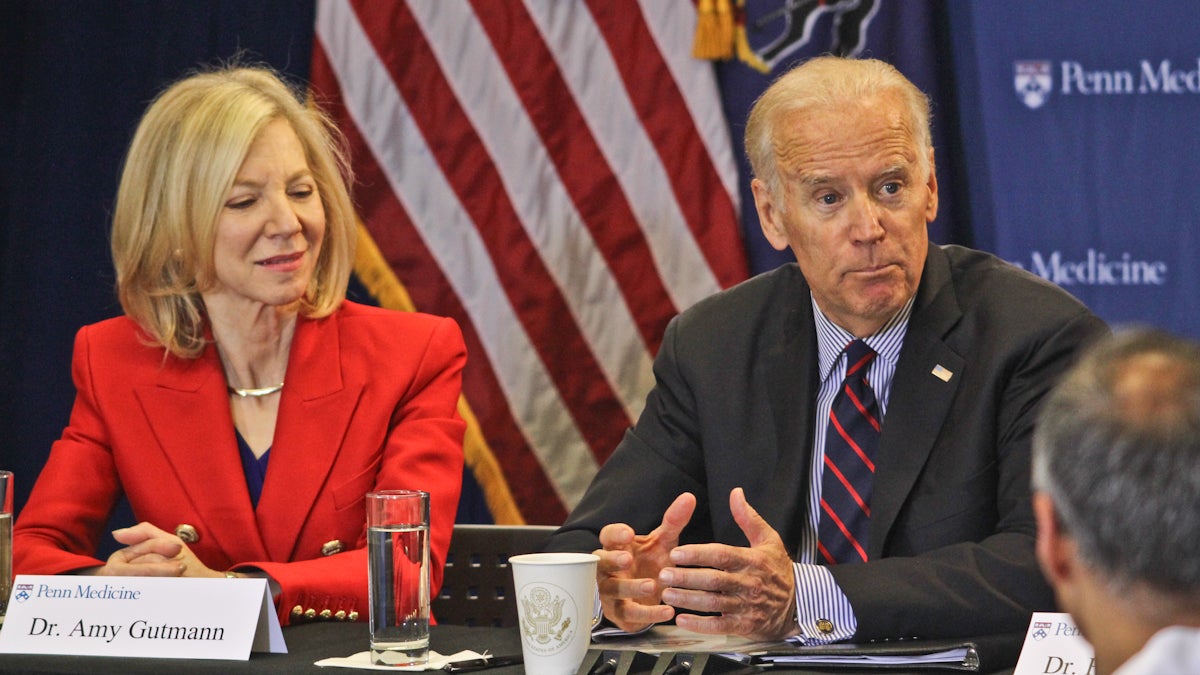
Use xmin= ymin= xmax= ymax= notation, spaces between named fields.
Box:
xmin=585 ymin=0 xmax=749 ymax=287
xmin=311 ymin=43 xmax=568 ymax=523
xmin=470 ymin=0 xmax=679 ymax=352
xmin=312 ymin=1 xmax=748 ymax=523
xmin=351 ymin=0 xmax=631 ymax=463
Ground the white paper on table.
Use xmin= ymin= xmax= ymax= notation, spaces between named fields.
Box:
xmin=748 ymin=647 xmax=972 ymax=666
xmin=314 ymin=649 xmax=486 ymax=671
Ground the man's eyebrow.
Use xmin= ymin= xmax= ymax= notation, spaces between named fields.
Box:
xmin=798 ymin=172 xmax=836 ymax=187
xmin=877 ymin=164 xmax=910 ymax=181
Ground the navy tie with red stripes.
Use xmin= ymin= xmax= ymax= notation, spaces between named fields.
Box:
xmin=818 ymin=339 xmax=881 ymax=565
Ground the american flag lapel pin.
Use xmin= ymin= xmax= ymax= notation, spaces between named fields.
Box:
xmin=931 ymin=364 xmax=953 ymax=382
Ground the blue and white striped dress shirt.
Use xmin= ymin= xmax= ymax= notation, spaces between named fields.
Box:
xmin=791 ymin=294 xmax=913 ymax=644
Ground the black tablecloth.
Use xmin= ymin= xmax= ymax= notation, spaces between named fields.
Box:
xmin=0 ymin=622 xmax=1018 ymax=674
xmin=0 ymin=622 xmax=524 ymax=674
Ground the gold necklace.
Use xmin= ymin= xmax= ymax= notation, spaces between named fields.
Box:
xmin=227 ymin=382 xmax=284 ymax=398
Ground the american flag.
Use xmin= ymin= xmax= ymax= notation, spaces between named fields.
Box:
xmin=310 ymin=0 xmax=748 ymax=524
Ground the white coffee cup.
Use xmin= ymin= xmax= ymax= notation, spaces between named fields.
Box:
xmin=510 ymin=552 xmax=599 ymax=675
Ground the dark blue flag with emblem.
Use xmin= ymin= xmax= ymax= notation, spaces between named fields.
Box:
xmin=692 ymin=0 xmax=967 ymax=274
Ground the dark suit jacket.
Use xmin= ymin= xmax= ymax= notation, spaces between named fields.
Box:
xmin=14 ymin=301 xmax=466 ymax=625
xmin=548 ymin=244 xmax=1108 ymax=640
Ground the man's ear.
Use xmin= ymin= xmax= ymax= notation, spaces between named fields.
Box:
xmin=751 ymin=178 xmax=790 ymax=252
xmin=1034 ymin=492 xmax=1075 ymax=586
xmin=924 ymin=147 xmax=939 ymax=224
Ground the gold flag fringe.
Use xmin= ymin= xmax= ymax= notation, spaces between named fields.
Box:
xmin=353 ymin=223 xmax=526 ymax=525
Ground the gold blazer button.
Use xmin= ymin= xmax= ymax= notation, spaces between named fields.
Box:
xmin=321 ymin=539 xmax=344 ymax=556
xmin=174 ymin=524 xmax=199 ymax=543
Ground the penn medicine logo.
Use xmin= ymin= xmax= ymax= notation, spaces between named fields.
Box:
xmin=518 ymin=582 xmax=578 ymax=656
xmin=1016 ymin=58 xmax=1200 ymax=108
xmin=1014 ymin=249 xmax=1167 ymax=286
xmin=1015 ymin=61 xmax=1053 ymax=109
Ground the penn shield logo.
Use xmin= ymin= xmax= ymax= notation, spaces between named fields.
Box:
xmin=1015 ymin=60 xmax=1053 ymax=109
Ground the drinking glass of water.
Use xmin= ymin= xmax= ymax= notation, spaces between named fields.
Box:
xmin=0 ymin=470 xmax=12 ymax=625
xmin=366 ymin=490 xmax=430 ymax=667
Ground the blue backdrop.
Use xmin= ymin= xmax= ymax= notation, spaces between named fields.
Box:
xmin=947 ymin=2 xmax=1200 ymax=336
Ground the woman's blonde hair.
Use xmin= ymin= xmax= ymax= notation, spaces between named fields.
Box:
xmin=111 ymin=65 xmax=356 ymax=358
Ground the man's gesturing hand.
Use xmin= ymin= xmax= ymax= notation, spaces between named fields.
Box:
xmin=594 ymin=492 xmax=697 ymax=633
xmin=659 ymin=488 xmax=799 ymax=641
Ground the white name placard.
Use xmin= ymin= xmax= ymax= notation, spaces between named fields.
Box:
xmin=1014 ymin=612 xmax=1096 ymax=675
xmin=0 ymin=575 xmax=286 ymax=660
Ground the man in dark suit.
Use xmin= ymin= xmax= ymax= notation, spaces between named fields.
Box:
xmin=546 ymin=56 xmax=1108 ymax=643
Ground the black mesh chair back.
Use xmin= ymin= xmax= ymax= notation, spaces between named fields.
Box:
xmin=433 ymin=524 xmax=559 ymax=627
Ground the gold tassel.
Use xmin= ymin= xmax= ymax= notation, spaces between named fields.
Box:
xmin=692 ymin=0 xmax=735 ymax=60
xmin=735 ymin=23 xmax=770 ymax=74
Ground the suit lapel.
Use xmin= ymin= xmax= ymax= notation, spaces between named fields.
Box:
xmin=869 ymin=245 xmax=963 ymax=558
xmin=256 ymin=310 xmax=363 ymax=561
xmin=135 ymin=345 xmax=269 ymax=560
xmin=763 ymin=269 xmax=819 ymax=554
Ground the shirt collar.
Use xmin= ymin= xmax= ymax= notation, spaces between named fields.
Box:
xmin=814 ymin=294 xmax=915 ymax=383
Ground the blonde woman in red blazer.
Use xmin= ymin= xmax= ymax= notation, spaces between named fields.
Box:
xmin=13 ymin=66 xmax=466 ymax=626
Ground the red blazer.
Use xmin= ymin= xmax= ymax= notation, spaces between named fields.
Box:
xmin=14 ymin=301 xmax=466 ymax=626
